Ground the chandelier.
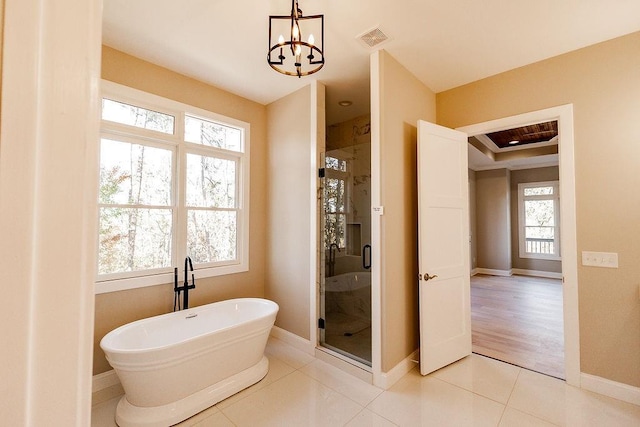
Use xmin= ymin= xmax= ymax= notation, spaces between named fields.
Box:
xmin=267 ymin=0 xmax=325 ymax=78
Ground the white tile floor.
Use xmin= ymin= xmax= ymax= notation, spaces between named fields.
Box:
xmin=92 ymin=337 xmax=640 ymax=427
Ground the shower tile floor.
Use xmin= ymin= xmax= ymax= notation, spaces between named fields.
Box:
xmin=324 ymin=312 xmax=372 ymax=363
xmin=92 ymin=336 xmax=640 ymax=427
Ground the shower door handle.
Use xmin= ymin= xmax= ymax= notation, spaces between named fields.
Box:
xmin=362 ymin=244 xmax=372 ymax=269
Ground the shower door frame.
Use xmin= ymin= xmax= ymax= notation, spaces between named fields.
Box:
xmin=318 ymin=141 xmax=373 ymax=368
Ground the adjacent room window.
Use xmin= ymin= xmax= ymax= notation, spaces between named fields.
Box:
xmin=97 ymin=81 xmax=250 ymax=293
xmin=518 ymin=181 xmax=560 ymax=260
xmin=324 ymin=155 xmax=348 ymax=249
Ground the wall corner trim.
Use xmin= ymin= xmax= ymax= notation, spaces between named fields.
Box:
xmin=375 ymin=349 xmax=419 ymax=390
xmin=580 ymin=373 xmax=640 ymax=406
xmin=270 ymin=326 xmax=316 ymax=355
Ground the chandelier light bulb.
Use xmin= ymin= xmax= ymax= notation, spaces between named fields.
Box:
xmin=278 ymin=34 xmax=285 ymax=45
xmin=308 ymin=34 xmax=315 ymax=46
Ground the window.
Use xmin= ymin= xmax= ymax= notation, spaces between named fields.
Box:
xmin=97 ymin=81 xmax=250 ymax=293
xmin=518 ymin=181 xmax=560 ymax=260
xmin=324 ymin=155 xmax=348 ymax=249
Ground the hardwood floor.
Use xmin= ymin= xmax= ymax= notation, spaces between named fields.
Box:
xmin=471 ymin=274 xmax=565 ymax=379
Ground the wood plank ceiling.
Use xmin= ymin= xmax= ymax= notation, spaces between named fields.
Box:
xmin=486 ymin=121 xmax=558 ymax=149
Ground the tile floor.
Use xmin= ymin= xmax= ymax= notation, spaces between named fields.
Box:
xmin=92 ymin=337 xmax=640 ymax=427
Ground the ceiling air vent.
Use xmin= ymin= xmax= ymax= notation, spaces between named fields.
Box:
xmin=357 ymin=27 xmax=391 ymax=49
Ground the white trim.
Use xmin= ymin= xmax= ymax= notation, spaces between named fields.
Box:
xmin=270 ymin=326 xmax=315 ymax=355
xmin=370 ymin=51 xmax=384 ymax=387
xmin=310 ymin=81 xmax=323 ymax=352
xmin=475 ymin=268 xmax=513 ymax=277
xmin=458 ymin=104 xmax=580 ymax=386
xmin=378 ymin=350 xmax=420 ymax=390
xmin=580 ymin=373 xmax=640 ymax=406
xmin=471 ymin=160 xmax=560 ymax=172
xmin=470 ymin=268 xmax=480 ymax=276
xmin=314 ymin=348 xmax=374 ymax=384
xmin=92 ymin=370 xmax=120 ymax=393
xmin=511 ymin=268 xmax=563 ymax=279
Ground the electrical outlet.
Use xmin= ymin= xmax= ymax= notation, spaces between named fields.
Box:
xmin=581 ymin=251 xmax=619 ymax=268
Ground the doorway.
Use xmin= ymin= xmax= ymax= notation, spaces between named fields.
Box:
xmin=467 ymin=123 xmax=564 ymax=377
xmin=458 ymin=105 xmax=580 ymax=385
xmin=319 ymin=114 xmax=372 ymax=367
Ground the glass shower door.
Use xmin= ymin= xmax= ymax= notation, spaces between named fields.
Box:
xmin=320 ymin=133 xmax=372 ymax=366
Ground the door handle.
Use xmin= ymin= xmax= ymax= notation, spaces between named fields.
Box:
xmin=420 ymin=273 xmax=438 ymax=281
xmin=362 ymin=244 xmax=372 ymax=269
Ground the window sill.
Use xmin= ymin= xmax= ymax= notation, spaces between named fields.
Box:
xmin=94 ymin=262 xmax=248 ymax=294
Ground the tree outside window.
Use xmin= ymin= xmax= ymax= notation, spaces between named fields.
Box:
xmin=518 ymin=181 xmax=561 ymax=260
xmin=97 ymin=84 xmax=249 ymax=293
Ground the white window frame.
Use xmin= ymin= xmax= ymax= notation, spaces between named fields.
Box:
xmin=517 ymin=180 xmax=560 ymax=261
xmin=324 ymin=155 xmax=350 ymax=251
xmin=96 ymin=81 xmax=250 ymax=294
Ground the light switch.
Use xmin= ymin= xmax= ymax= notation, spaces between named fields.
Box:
xmin=581 ymin=251 xmax=619 ymax=268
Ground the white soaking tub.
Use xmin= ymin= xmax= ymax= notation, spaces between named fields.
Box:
xmin=325 ymin=272 xmax=371 ymax=320
xmin=100 ymin=298 xmax=278 ymax=427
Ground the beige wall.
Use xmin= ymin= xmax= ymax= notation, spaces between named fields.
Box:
xmin=265 ymin=85 xmax=313 ymax=339
xmin=475 ymin=169 xmax=512 ymax=271
xmin=95 ymin=47 xmax=268 ymax=375
xmin=510 ymin=167 xmax=562 ymax=273
xmin=437 ymin=32 xmax=640 ymax=387
xmin=374 ymin=50 xmax=437 ymax=371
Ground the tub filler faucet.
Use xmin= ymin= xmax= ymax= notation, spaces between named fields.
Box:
xmin=173 ymin=256 xmax=196 ymax=311
xmin=328 ymin=243 xmax=340 ymax=277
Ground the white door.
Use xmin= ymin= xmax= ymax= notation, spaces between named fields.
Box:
xmin=417 ymin=120 xmax=471 ymax=375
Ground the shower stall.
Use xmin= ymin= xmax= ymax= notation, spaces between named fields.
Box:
xmin=319 ymin=115 xmax=372 ymax=366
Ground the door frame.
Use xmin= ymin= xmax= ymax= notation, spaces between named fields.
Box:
xmin=457 ymin=104 xmax=580 ymax=386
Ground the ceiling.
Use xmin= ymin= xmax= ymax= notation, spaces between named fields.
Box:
xmin=485 ymin=121 xmax=558 ymax=149
xmin=468 ymin=121 xmax=559 ymax=171
xmin=102 ymin=1 xmax=640 ymax=125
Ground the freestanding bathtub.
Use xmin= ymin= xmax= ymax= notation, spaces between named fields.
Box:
xmin=100 ymin=298 xmax=279 ymax=427
xmin=325 ymin=271 xmax=371 ymax=320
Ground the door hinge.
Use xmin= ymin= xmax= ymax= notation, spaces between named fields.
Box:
xmin=318 ymin=318 xmax=325 ymax=329
xmin=318 ymin=168 xmax=325 ymax=178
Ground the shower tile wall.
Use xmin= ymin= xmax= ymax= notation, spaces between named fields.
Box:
xmin=326 ymin=114 xmax=372 ymax=261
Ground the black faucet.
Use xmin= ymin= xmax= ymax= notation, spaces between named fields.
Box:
xmin=173 ymin=257 xmax=196 ymax=311
xmin=328 ymin=243 xmax=340 ymax=276
xmin=182 ymin=256 xmax=196 ymax=309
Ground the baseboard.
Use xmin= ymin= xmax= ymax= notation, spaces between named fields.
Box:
xmin=475 ymin=268 xmax=512 ymax=277
xmin=92 ymin=369 xmax=120 ymax=393
xmin=470 ymin=268 xmax=479 ymax=276
xmin=270 ymin=326 xmax=315 ymax=355
xmin=375 ymin=349 xmax=419 ymax=390
xmin=92 ymin=369 xmax=125 ymax=407
xmin=512 ymin=268 xmax=562 ymax=280
xmin=580 ymin=373 xmax=640 ymax=406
